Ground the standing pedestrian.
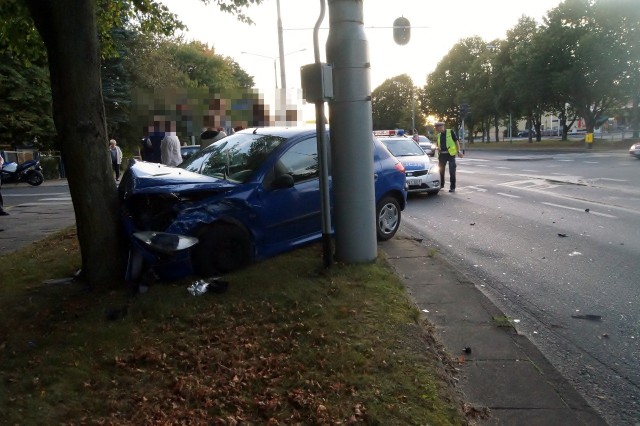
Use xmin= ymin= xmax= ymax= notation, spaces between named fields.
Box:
xmin=434 ymin=122 xmax=463 ymax=192
xmin=109 ymin=139 xmax=123 ymax=181
xmin=200 ymin=127 xmax=221 ymax=149
xmin=160 ymin=122 xmax=182 ymax=166
xmin=0 ymin=153 xmax=8 ymax=215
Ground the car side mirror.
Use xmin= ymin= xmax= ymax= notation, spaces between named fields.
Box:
xmin=272 ymin=173 xmax=294 ymax=189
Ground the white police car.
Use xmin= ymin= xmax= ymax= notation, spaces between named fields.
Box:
xmin=374 ymin=130 xmax=440 ymax=195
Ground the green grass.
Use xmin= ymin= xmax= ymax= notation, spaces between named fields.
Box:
xmin=464 ymin=137 xmax=633 ymax=151
xmin=0 ymin=227 xmax=466 ymax=425
xmin=492 ymin=315 xmax=515 ymax=328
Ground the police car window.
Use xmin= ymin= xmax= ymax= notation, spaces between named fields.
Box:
xmin=276 ymin=137 xmax=319 ymax=183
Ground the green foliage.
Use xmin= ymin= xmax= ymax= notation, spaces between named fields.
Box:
xmin=416 ymin=0 xmax=639 ymax=140
xmin=39 ymin=155 xmax=63 ymax=180
xmin=0 ymin=54 xmax=56 ymax=148
xmin=372 ymin=74 xmax=421 ymax=131
xmin=0 ymin=0 xmax=46 ymax=65
xmin=0 ymin=2 xmax=257 ymax=152
xmin=541 ymin=0 xmax=630 ymax=132
xmin=421 ymin=36 xmax=485 ymax=128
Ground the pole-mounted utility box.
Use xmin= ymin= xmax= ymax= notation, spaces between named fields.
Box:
xmin=300 ymin=63 xmax=333 ymax=102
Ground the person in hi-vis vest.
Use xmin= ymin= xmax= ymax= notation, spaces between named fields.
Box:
xmin=434 ymin=122 xmax=463 ymax=193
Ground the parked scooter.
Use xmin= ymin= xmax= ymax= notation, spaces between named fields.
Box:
xmin=1 ymin=159 xmax=44 ymax=186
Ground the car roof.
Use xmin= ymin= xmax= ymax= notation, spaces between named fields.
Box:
xmin=238 ymin=126 xmax=319 ymax=139
xmin=377 ymin=136 xmax=416 ymax=142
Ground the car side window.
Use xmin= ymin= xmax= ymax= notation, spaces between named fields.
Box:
xmin=275 ymin=137 xmax=319 ymax=184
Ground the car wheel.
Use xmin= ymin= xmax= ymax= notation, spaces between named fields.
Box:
xmin=376 ymin=196 xmax=401 ymax=241
xmin=192 ymin=223 xmax=253 ymax=277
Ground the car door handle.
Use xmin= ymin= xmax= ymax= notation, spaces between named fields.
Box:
xmin=374 ymin=173 xmax=379 ymax=181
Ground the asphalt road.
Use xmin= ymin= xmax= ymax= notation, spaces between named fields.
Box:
xmin=0 ymin=180 xmax=74 ymax=255
xmin=403 ymin=149 xmax=640 ymax=425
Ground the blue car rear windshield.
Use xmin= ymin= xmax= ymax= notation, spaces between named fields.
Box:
xmin=179 ymin=133 xmax=286 ymax=182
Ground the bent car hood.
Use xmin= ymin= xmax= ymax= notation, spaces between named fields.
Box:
xmin=120 ymin=161 xmax=237 ymax=198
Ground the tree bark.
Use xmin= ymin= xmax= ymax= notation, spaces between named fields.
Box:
xmin=25 ymin=0 xmax=125 ymax=289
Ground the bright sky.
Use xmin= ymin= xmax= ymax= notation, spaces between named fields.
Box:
xmin=161 ymin=0 xmax=562 ymax=121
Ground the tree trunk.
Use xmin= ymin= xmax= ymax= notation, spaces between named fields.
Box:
xmin=494 ymin=115 xmax=499 ymax=143
xmin=25 ymin=0 xmax=125 ymax=289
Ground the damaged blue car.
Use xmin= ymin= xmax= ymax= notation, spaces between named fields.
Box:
xmin=119 ymin=127 xmax=407 ymax=278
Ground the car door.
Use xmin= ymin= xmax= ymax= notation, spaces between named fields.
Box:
xmin=253 ymin=136 xmax=322 ymax=253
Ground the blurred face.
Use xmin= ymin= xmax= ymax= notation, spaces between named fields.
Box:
xmin=436 ymin=125 xmax=444 ymax=132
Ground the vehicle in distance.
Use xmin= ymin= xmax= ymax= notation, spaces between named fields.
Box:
xmin=517 ymin=129 xmax=536 ymax=138
xmin=630 ymin=142 xmax=640 ymax=159
xmin=416 ymin=135 xmax=437 ymax=156
xmin=119 ymin=127 xmax=408 ymax=277
xmin=374 ymin=133 xmax=440 ymax=195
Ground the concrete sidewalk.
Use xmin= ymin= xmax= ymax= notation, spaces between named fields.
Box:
xmin=381 ymin=234 xmax=606 ymax=425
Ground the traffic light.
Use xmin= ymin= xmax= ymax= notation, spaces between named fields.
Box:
xmin=393 ymin=17 xmax=411 ymax=45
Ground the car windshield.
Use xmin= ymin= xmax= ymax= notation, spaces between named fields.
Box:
xmin=380 ymin=138 xmax=425 ymax=157
xmin=179 ymin=133 xmax=286 ymax=182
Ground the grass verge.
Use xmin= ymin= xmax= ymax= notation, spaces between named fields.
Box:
xmin=0 ymin=227 xmax=466 ymax=425
xmin=463 ymin=138 xmax=633 ymax=151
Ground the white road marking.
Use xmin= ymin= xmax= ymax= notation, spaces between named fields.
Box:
xmin=457 ymin=170 xmax=476 ymax=174
xmin=521 ymin=169 xmax=539 ymax=172
xmin=460 ymin=158 xmax=490 ymax=162
xmin=501 ymin=179 xmax=559 ymax=190
xmin=497 ymin=192 xmax=521 ymax=198
xmin=584 ymin=161 xmax=599 ymax=164
xmin=542 ymin=202 xmax=617 ymax=218
xmin=496 ymin=166 xmax=511 ymax=169
xmin=557 ymin=159 xmax=574 ymax=162
xmin=596 ymin=178 xmax=627 ymax=182
xmin=4 ymin=192 xmax=68 ymax=197
xmin=17 ymin=202 xmax=73 ymax=206
xmin=464 ymin=185 xmax=487 ymax=192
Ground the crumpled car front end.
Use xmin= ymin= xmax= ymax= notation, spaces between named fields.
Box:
xmin=118 ymin=160 xmax=242 ymax=283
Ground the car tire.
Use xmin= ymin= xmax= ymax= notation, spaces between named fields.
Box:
xmin=192 ymin=223 xmax=253 ymax=277
xmin=376 ymin=196 xmax=401 ymax=241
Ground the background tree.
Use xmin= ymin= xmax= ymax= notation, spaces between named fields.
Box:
xmin=421 ymin=36 xmax=485 ymax=141
xmin=611 ymin=0 xmax=640 ymax=138
xmin=0 ymin=54 xmax=56 ymax=149
xmin=371 ymin=74 xmax=417 ymax=131
xmin=5 ymin=0 xmax=262 ymax=289
xmin=542 ymin=0 xmax=628 ymax=135
xmin=503 ymin=17 xmax=550 ymax=142
xmin=466 ymin=42 xmax=502 ymax=142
